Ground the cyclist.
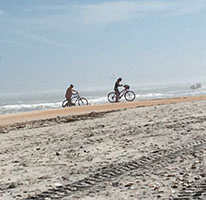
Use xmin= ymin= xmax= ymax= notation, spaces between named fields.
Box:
xmin=114 ymin=77 xmax=123 ymax=102
xmin=65 ymin=84 xmax=77 ymax=106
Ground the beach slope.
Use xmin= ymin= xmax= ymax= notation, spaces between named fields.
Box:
xmin=0 ymin=96 xmax=206 ymax=200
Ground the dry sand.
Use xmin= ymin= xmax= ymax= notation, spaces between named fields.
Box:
xmin=0 ymin=96 xmax=206 ymax=200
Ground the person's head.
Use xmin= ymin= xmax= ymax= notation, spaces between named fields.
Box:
xmin=70 ymin=84 xmax=74 ymax=88
xmin=117 ymin=77 xmax=122 ymax=82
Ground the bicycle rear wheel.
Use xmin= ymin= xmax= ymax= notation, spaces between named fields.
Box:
xmin=107 ymin=92 xmax=116 ymax=103
xmin=62 ymin=99 xmax=69 ymax=107
xmin=124 ymin=91 xmax=136 ymax=102
xmin=78 ymin=97 xmax=88 ymax=106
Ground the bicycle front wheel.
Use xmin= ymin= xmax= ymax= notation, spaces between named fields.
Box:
xmin=62 ymin=99 xmax=69 ymax=107
xmin=78 ymin=97 xmax=88 ymax=106
xmin=124 ymin=91 xmax=136 ymax=102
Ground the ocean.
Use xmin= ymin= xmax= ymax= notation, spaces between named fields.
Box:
xmin=0 ymin=83 xmax=206 ymax=115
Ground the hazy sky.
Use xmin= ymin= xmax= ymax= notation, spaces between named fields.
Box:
xmin=0 ymin=0 xmax=206 ymax=93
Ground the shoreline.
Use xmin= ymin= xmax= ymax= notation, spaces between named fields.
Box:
xmin=0 ymin=95 xmax=206 ymax=126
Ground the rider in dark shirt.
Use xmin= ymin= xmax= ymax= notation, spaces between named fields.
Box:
xmin=65 ymin=84 xmax=77 ymax=106
xmin=114 ymin=77 xmax=123 ymax=102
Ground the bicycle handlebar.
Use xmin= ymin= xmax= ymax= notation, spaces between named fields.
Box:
xmin=123 ymin=85 xmax=130 ymax=89
xmin=72 ymin=90 xmax=79 ymax=95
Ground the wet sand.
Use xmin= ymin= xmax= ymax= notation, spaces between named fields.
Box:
xmin=0 ymin=96 xmax=206 ymax=200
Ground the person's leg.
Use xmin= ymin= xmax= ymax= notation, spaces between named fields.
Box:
xmin=115 ymin=89 xmax=120 ymax=102
xmin=68 ymin=98 xmax=72 ymax=106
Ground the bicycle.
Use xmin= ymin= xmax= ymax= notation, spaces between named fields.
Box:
xmin=62 ymin=91 xmax=88 ymax=107
xmin=107 ymin=85 xmax=136 ymax=103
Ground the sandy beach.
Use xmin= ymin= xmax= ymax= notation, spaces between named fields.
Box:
xmin=1 ymin=96 xmax=206 ymax=200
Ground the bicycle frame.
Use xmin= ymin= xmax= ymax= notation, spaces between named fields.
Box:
xmin=71 ymin=93 xmax=80 ymax=105
xmin=118 ymin=88 xmax=128 ymax=99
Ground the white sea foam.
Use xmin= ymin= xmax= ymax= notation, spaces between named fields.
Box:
xmin=87 ymin=96 xmax=108 ymax=104
xmin=0 ymin=102 xmax=62 ymax=114
xmin=135 ymin=93 xmax=163 ymax=99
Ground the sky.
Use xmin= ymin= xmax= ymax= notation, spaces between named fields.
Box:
xmin=0 ymin=0 xmax=206 ymax=94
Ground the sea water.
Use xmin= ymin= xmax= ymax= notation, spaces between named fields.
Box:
xmin=0 ymin=83 xmax=206 ymax=115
